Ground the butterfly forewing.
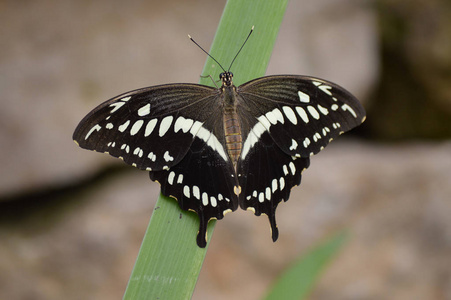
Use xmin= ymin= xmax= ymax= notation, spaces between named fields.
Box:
xmin=73 ymin=83 xmax=221 ymax=171
xmin=237 ymin=75 xmax=366 ymax=159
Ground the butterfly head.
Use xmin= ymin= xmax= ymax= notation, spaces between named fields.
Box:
xmin=220 ymin=71 xmax=234 ymax=87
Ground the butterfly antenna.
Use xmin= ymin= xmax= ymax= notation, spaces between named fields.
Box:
xmin=227 ymin=26 xmax=254 ymax=71
xmin=188 ymin=34 xmax=227 ymax=73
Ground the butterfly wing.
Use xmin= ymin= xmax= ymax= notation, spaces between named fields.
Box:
xmin=237 ymin=75 xmax=366 ymax=158
xmin=236 ymin=75 xmax=365 ymax=240
xmin=74 ymin=83 xmax=223 ymax=171
xmin=236 ymin=130 xmax=310 ymax=241
xmin=150 ymin=136 xmax=238 ymax=247
xmin=73 ymin=83 xmax=239 ymax=247
xmin=148 ymin=109 xmax=240 ymax=247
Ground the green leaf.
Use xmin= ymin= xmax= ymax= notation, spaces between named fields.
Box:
xmin=123 ymin=0 xmax=288 ymax=299
xmin=264 ymin=232 xmax=348 ymax=300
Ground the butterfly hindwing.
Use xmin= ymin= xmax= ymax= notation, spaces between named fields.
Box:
xmin=237 ymin=75 xmax=366 ymax=159
xmin=237 ymin=132 xmax=310 ymax=241
xmin=150 ymin=137 xmax=239 ymax=247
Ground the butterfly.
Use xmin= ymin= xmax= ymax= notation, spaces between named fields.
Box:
xmin=73 ymin=28 xmax=366 ymax=247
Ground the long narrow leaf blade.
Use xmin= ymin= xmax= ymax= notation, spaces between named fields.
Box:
xmin=264 ymin=233 xmax=347 ymax=300
xmin=124 ymin=0 xmax=288 ymax=298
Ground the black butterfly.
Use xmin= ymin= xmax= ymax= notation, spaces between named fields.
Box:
xmin=73 ymin=29 xmax=366 ymax=247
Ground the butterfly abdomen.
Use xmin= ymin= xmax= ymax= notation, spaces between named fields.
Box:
xmin=223 ymin=107 xmax=242 ymax=169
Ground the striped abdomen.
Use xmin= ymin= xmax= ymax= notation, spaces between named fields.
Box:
xmin=223 ymin=109 xmax=242 ymax=169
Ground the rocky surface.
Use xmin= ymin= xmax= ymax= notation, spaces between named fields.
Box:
xmin=2 ymin=142 xmax=450 ymax=300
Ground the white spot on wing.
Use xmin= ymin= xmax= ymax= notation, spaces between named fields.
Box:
xmin=341 ymin=104 xmax=357 ymax=118
xmin=168 ymin=171 xmax=175 ymax=185
xmin=130 ymin=120 xmax=144 ymax=136
xmin=283 ymin=165 xmax=289 ymax=175
xmin=265 ymin=187 xmax=271 ymax=200
xmin=298 ymin=90 xmax=310 ymax=103
xmin=265 ymin=108 xmax=284 ymax=125
xmin=258 ymin=192 xmax=264 ymax=203
xmin=307 ymin=106 xmax=320 ymax=120
xmin=272 ymin=179 xmax=278 ymax=192
xmin=279 ymin=177 xmax=285 ymax=190
xmin=118 ymin=120 xmax=130 ymax=132
xmin=163 ymin=151 xmax=174 ymax=162
xmin=121 ymin=144 xmax=130 ymax=153
xmin=138 ymin=103 xmax=151 ymax=116
xmin=159 ymin=116 xmax=173 ymax=137
xmin=133 ymin=147 xmax=143 ymax=157
xmin=85 ymin=124 xmax=101 ymax=140
xmin=319 ymin=85 xmax=333 ymax=95
xmin=296 ymin=107 xmax=309 ymax=123
xmin=174 ymin=116 xmax=194 ymax=133
xmin=210 ymin=196 xmax=217 ymax=207
xmin=332 ymin=122 xmax=341 ymax=129
xmin=193 ymin=186 xmax=200 ymax=200
xmin=313 ymin=132 xmax=322 ymax=142
xmin=202 ymin=192 xmax=209 ymax=206
xmin=121 ymin=96 xmax=131 ymax=101
xmin=282 ymin=106 xmax=297 ymax=125
xmin=289 ymin=139 xmax=298 ymax=151
xmin=106 ymin=123 xmax=114 ymax=129
xmin=109 ymin=102 xmax=125 ymax=113
xmin=183 ymin=186 xmax=190 ymax=198
xmin=317 ymin=104 xmax=329 ymax=115
xmin=148 ymin=152 xmax=156 ymax=162
xmin=177 ymin=174 xmax=183 ymax=184
xmin=289 ymin=162 xmax=296 ymax=175
xmin=145 ymin=119 xmax=158 ymax=137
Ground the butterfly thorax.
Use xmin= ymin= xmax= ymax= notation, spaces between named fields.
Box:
xmin=220 ymin=72 xmax=242 ymax=171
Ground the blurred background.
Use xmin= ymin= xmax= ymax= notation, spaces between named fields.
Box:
xmin=1 ymin=0 xmax=450 ymax=299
